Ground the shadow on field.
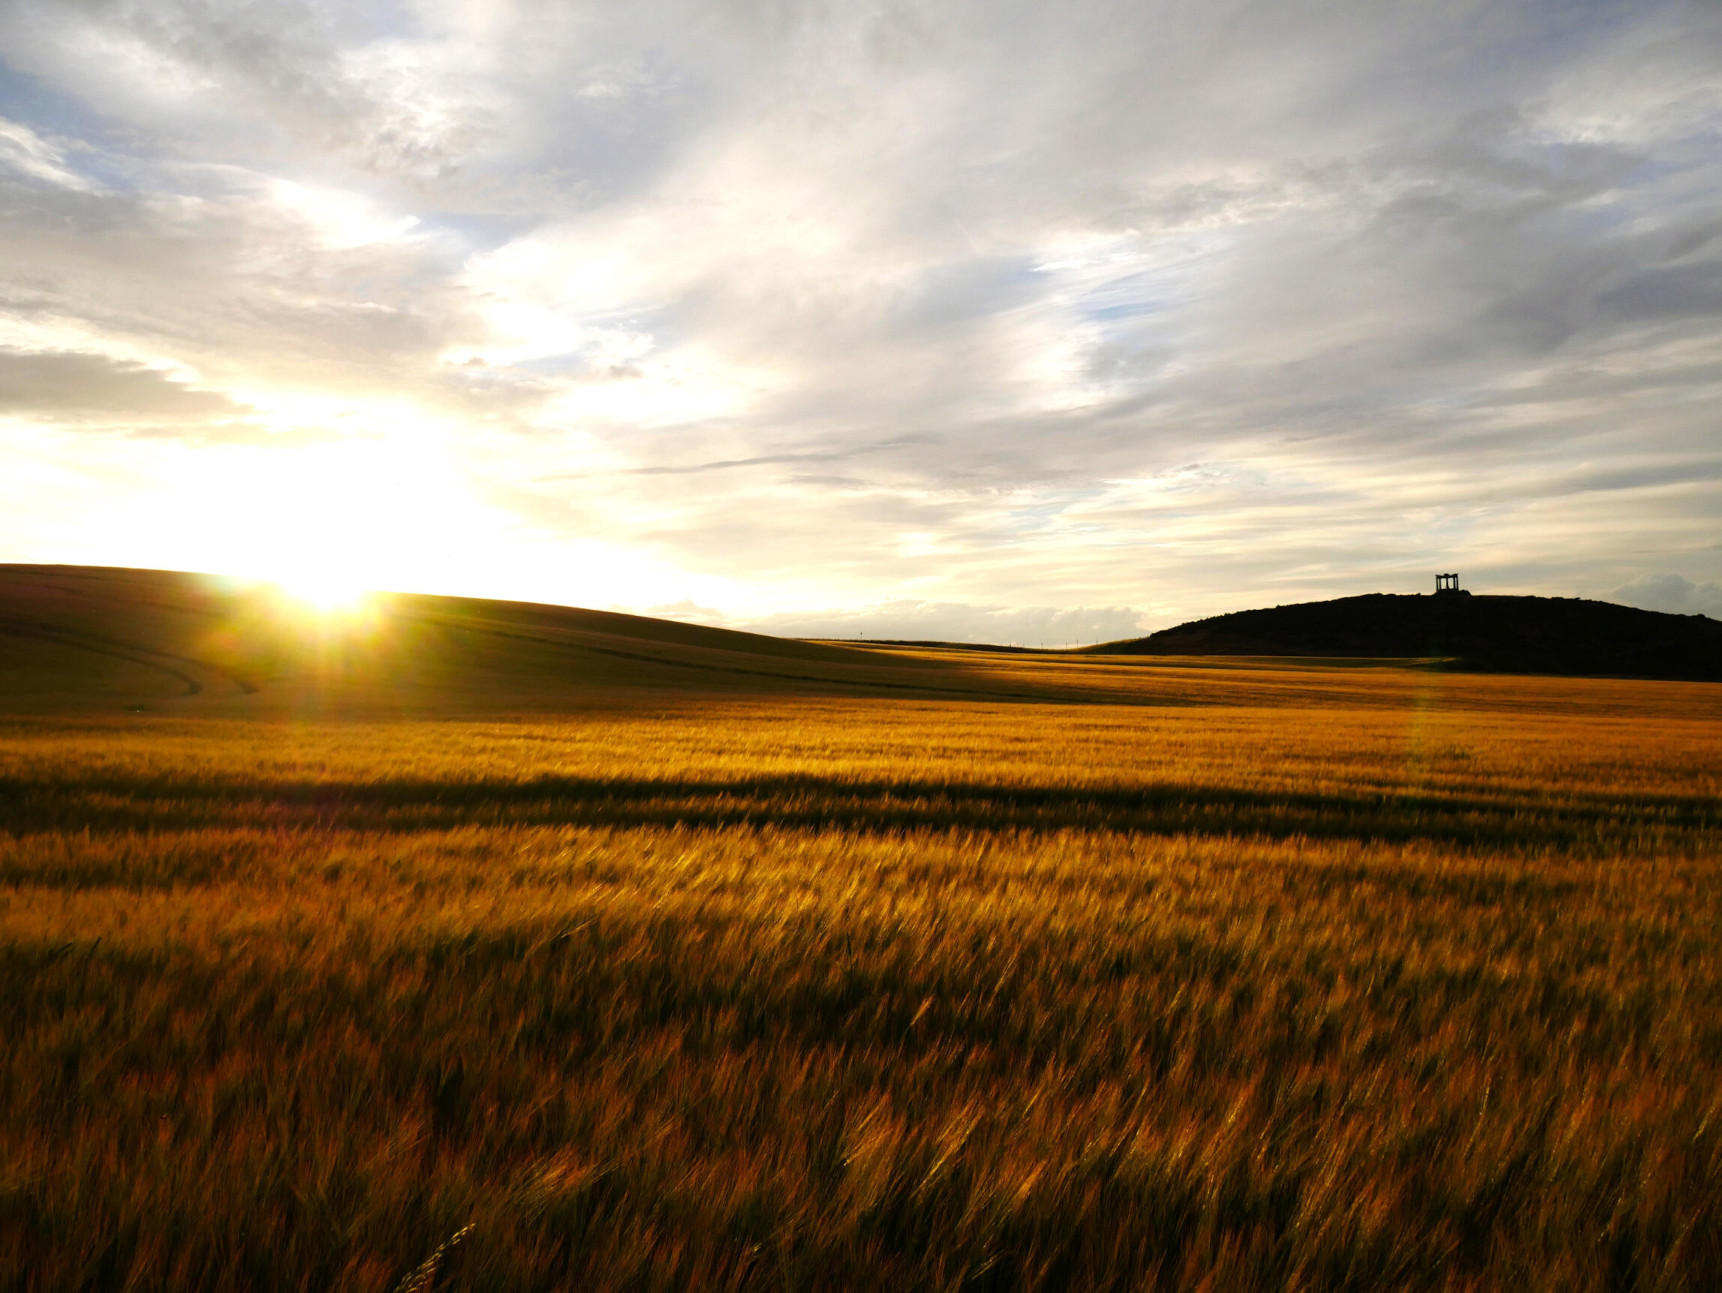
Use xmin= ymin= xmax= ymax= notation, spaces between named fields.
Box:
xmin=5 ymin=769 xmax=1715 ymax=856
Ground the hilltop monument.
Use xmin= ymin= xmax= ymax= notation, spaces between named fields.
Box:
xmin=1435 ymin=572 xmax=1465 ymax=595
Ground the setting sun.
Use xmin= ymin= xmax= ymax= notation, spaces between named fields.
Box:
xmin=272 ymin=568 xmax=373 ymax=614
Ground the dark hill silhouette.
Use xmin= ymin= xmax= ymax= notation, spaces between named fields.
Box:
xmin=1092 ymin=593 xmax=1722 ymax=681
xmin=0 ymin=564 xmax=995 ymax=714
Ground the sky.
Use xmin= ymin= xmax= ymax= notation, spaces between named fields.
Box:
xmin=0 ymin=0 xmax=1719 ymax=642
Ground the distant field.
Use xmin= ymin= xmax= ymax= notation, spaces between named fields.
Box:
xmin=3 ymin=567 xmax=1722 ymax=1290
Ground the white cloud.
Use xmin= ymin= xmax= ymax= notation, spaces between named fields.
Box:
xmin=268 ymin=179 xmax=420 ymax=250
xmin=0 ymin=0 xmax=1718 ymax=628
xmin=0 ymin=117 xmax=95 ymax=190
xmin=1606 ymin=573 xmax=1722 ymax=618
xmin=736 ymin=600 xmax=1148 ymax=647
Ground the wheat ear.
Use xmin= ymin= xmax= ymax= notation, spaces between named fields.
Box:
xmin=391 ymin=1223 xmax=474 ymax=1293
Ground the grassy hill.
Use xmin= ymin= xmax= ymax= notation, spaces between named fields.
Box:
xmin=0 ymin=564 xmax=998 ymax=714
xmin=1092 ymin=592 xmax=1722 ymax=680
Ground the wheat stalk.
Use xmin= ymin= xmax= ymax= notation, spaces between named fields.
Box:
xmin=391 ymin=1223 xmax=474 ymax=1293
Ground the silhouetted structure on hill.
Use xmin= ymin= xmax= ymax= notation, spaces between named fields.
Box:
xmin=1436 ymin=572 xmax=1463 ymax=594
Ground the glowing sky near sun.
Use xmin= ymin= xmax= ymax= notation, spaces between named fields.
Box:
xmin=0 ymin=0 xmax=1720 ymax=641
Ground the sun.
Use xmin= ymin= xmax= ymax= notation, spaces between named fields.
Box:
xmin=273 ymin=567 xmax=373 ymax=614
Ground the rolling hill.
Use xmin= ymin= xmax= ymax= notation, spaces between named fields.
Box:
xmin=8 ymin=568 xmax=1720 ymax=716
xmin=0 ymin=564 xmax=993 ymax=714
xmin=1094 ymin=591 xmax=1722 ymax=680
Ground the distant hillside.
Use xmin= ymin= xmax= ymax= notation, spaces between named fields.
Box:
xmin=1092 ymin=593 xmax=1722 ymax=680
xmin=0 ymin=564 xmax=983 ymax=715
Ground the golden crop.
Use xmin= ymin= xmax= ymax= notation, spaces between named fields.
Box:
xmin=2 ymin=662 xmax=1720 ymax=1291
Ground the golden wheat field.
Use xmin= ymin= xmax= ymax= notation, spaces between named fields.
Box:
xmin=3 ymin=655 xmax=1721 ymax=1293
xmin=3 ymin=572 xmax=1722 ymax=1292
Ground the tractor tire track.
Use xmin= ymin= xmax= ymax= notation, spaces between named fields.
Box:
xmin=0 ymin=616 xmax=259 ymax=698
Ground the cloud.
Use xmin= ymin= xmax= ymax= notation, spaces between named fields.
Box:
xmin=737 ymin=601 xmax=1147 ymax=647
xmin=0 ymin=116 xmax=94 ymax=189
xmin=0 ymin=1 xmax=1718 ymax=623
xmin=1605 ymin=573 xmax=1722 ymax=618
xmin=0 ymin=349 xmax=241 ymax=419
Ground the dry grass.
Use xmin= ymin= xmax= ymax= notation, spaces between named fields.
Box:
xmin=2 ymin=666 xmax=1720 ymax=1291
